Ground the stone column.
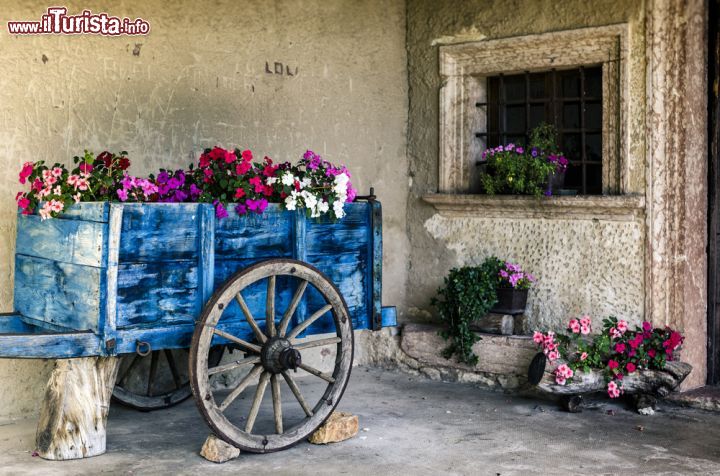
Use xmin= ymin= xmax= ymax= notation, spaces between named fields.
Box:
xmin=645 ymin=0 xmax=708 ymax=388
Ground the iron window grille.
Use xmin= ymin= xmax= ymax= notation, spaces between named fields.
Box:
xmin=475 ymin=66 xmax=603 ymax=195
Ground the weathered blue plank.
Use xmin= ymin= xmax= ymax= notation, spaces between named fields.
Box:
xmin=305 ymin=204 xmax=370 ymax=255
xmin=116 ymin=261 xmax=200 ymax=328
xmin=381 ymin=306 xmax=397 ymax=327
xmin=198 ymin=203 xmax=215 ymax=306
xmin=0 ymin=332 xmax=102 ymax=358
xmin=115 ymin=324 xmax=195 ymax=353
xmin=119 ymin=204 xmax=203 ymax=262
xmin=215 ymin=205 xmax=293 ymax=258
xmin=16 ymin=214 xmax=107 ymax=267
xmin=0 ymin=313 xmax=36 ymax=333
xmin=52 ymin=201 xmax=109 ymax=223
xmin=14 ymin=254 xmax=102 ymax=332
xmin=370 ymin=201 xmax=383 ymax=330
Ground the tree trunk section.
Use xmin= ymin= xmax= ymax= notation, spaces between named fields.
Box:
xmin=536 ymin=360 xmax=692 ymax=397
xmin=35 ymin=356 xmax=120 ymax=460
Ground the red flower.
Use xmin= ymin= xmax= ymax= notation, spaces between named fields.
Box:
xmin=98 ymin=151 xmax=113 ymax=167
xmin=234 ymin=188 xmax=246 ymax=199
xmin=608 ymin=360 xmax=619 ymax=370
xmin=263 ymin=164 xmax=278 ymax=177
xmin=614 ymin=343 xmax=626 ymax=354
xmin=118 ymin=157 xmax=130 ymax=170
xmin=208 ymin=147 xmax=226 ymax=161
xmin=241 ymin=150 xmax=253 ymax=162
xmin=249 ymin=176 xmax=264 ymax=193
xmin=628 ymin=334 xmax=644 ymax=350
xmin=17 ymin=196 xmax=30 ymax=209
xmin=223 ymin=150 xmax=237 ymax=164
xmin=236 ymin=161 xmax=252 ymax=175
xmin=19 ymin=162 xmax=33 ymax=184
xmin=294 ymin=180 xmax=301 ymax=192
xmin=626 ymin=362 xmax=636 ymax=373
xmin=648 ymin=349 xmax=656 ymax=358
xmin=262 ymin=185 xmax=273 ymax=196
xmin=199 ymin=153 xmax=211 ymax=168
xmin=79 ymin=162 xmax=93 ymax=174
xmin=616 ymin=372 xmax=624 ymax=380
xmin=32 ymin=178 xmax=43 ymax=191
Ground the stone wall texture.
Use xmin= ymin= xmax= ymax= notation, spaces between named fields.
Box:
xmin=405 ymin=0 xmax=648 ymax=329
xmin=0 ymin=0 xmax=408 ymax=419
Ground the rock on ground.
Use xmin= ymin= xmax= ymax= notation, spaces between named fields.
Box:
xmin=199 ymin=435 xmax=240 ymax=463
xmin=308 ymin=412 xmax=359 ymax=444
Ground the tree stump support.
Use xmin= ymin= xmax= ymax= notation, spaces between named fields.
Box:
xmin=35 ymin=356 xmax=120 ymax=460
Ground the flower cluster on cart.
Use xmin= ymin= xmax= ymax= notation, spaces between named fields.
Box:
xmin=15 ymin=148 xmax=357 ymax=221
xmin=533 ymin=316 xmax=684 ymax=398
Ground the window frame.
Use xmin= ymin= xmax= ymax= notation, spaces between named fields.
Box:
xmin=438 ymin=25 xmax=625 ymax=195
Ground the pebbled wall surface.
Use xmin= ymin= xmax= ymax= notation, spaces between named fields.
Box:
xmin=0 ymin=0 xmax=408 ymax=419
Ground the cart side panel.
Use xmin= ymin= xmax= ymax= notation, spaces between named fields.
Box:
xmin=305 ymin=203 xmax=372 ymax=332
xmin=14 ymin=207 xmax=109 ymax=333
xmin=213 ymin=205 xmax=295 ymax=328
xmin=115 ymin=204 xmax=208 ymax=329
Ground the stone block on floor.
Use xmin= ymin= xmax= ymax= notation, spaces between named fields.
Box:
xmin=200 ymin=435 xmax=240 ymax=463
xmin=308 ymin=411 xmax=359 ymax=444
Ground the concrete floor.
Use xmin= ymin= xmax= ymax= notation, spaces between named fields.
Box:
xmin=2 ymin=367 xmax=720 ymax=475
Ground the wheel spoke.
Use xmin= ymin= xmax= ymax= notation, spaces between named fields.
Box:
xmin=212 ymin=328 xmax=262 ymax=354
xmin=208 ymin=356 xmax=261 ymax=376
xmin=147 ymin=351 xmax=159 ymax=397
xmin=218 ymin=364 xmax=264 ymax=412
xmin=245 ymin=372 xmax=271 ymax=433
xmin=281 ymin=371 xmax=313 ymax=417
xmin=271 ymin=374 xmax=283 ymax=434
xmin=118 ymin=354 xmax=140 ymax=386
xmin=235 ymin=293 xmax=267 ymax=344
xmin=298 ymin=363 xmax=336 ymax=383
xmin=266 ymin=275 xmax=276 ymax=337
xmin=294 ymin=336 xmax=342 ymax=351
xmin=286 ymin=304 xmax=333 ymax=340
xmin=278 ymin=280 xmax=308 ymax=337
xmin=164 ymin=349 xmax=182 ymax=390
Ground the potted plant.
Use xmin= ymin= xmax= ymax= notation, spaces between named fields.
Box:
xmin=490 ymin=261 xmax=536 ymax=315
xmin=480 ymin=124 xmax=569 ymax=196
xmin=431 ymin=256 xmax=502 ymax=365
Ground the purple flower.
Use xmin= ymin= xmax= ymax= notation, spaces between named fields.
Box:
xmin=117 ymin=189 xmax=128 ymax=201
xmin=213 ymin=200 xmax=228 ymax=219
xmin=346 ymin=185 xmax=357 ymax=203
xmin=157 ymin=171 xmax=170 ymax=184
xmin=246 ymin=198 xmax=269 ymax=214
xmin=516 ymin=147 xmax=524 ymax=154
xmin=235 ymin=203 xmax=247 ymax=215
xmin=189 ymin=184 xmax=202 ymax=199
xmin=531 ymin=148 xmax=539 ymax=157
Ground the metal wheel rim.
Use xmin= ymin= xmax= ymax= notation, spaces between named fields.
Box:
xmin=189 ymin=259 xmax=354 ymax=453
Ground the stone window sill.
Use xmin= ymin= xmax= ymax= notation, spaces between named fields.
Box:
xmin=422 ymin=194 xmax=645 ymax=221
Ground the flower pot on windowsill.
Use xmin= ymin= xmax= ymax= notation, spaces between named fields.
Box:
xmin=490 ymin=287 xmax=528 ymax=315
xmin=545 ymin=169 xmax=566 ymax=196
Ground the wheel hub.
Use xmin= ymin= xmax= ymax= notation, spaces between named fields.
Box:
xmin=261 ymin=337 xmax=301 ymax=373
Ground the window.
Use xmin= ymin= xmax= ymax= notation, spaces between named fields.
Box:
xmin=437 ymin=25 xmax=626 ymax=196
xmin=476 ymin=67 xmax=603 ymax=194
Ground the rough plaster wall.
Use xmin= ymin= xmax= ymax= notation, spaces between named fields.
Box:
xmin=406 ymin=1 xmax=647 ymax=328
xmin=0 ymin=0 xmax=408 ymax=419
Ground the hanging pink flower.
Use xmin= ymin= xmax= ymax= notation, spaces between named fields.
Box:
xmin=580 ymin=352 xmax=588 ymax=361
xmin=607 ymin=381 xmax=622 ymax=398
xmin=568 ymin=319 xmax=580 ymax=333
xmin=18 ymin=162 xmax=33 ymax=184
xmin=533 ymin=331 xmax=544 ymax=344
xmin=616 ymin=320 xmax=628 ymax=334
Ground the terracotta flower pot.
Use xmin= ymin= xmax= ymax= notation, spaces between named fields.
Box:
xmin=490 ymin=287 xmax=528 ymax=315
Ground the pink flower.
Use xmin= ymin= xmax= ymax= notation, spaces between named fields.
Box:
xmin=533 ymin=331 xmax=544 ymax=344
xmin=241 ymin=149 xmax=253 ymax=162
xmin=51 ymin=167 xmax=63 ymax=177
xmin=16 ymin=196 xmax=30 ymax=209
xmin=617 ymin=320 xmax=628 ymax=333
xmin=642 ymin=321 xmax=652 ymax=332
xmin=19 ymin=162 xmax=33 ymax=184
xmin=626 ymin=362 xmax=637 ymax=373
xmin=579 ymin=315 xmax=591 ymax=328
xmin=614 ymin=343 xmax=626 ymax=354
xmin=72 ymin=193 xmax=81 ymax=204
xmin=556 ymin=364 xmax=574 ymax=379
xmin=49 ymin=199 xmax=64 ymax=213
xmin=543 ymin=332 xmax=555 ymax=345
xmin=580 ymin=352 xmax=588 ymax=361
xmin=580 ymin=325 xmax=591 ymax=335
xmin=607 ymin=381 xmax=622 ymax=398
xmin=608 ymin=360 xmax=619 ymax=370
xmin=79 ymin=162 xmax=93 ymax=174
xmin=117 ymin=189 xmax=128 ymax=201
xmin=609 ymin=327 xmax=622 ymax=339
xmin=249 ymin=176 xmax=264 ymax=193
xmin=547 ymin=350 xmax=559 ymax=362
xmin=236 ymin=161 xmax=252 ymax=175
xmin=555 ymin=375 xmax=566 ymax=385
xmin=568 ymin=319 xmax=580 ymax=334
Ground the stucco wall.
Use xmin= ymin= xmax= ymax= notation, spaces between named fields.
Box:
xmin=406 ymin=0 xmax=648 ymax=330
xmin=0 ymin=0 xmax=408 ymax=419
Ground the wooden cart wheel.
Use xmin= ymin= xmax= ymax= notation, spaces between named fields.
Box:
xmin=190 ymin=259 xmax=353 ymax=453
xmin=113 ymin=347 xmax=223 ymax=411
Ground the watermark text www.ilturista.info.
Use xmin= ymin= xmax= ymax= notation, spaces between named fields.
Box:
xmin=7 ymin=7 xmax=150 ymax=35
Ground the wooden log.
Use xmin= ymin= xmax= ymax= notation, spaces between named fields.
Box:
xmin=35 ymin=357 xmax=119 ymax=460
xmin=536 ymin=359 xmax=692 ymax=397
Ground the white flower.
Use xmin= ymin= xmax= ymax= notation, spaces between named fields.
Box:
xmin=318 ymin=200 xmax=329 ymax=214
xmin=300 ymin=177 xmax=312 ymax=189
xmin=334 ymin=173 xmax=349 ymax=187
xmin=281 ymin=172 xmax=295 ymax=186
xmin=266 ymin=177 xmax=278 ymax=185
xmin=302 ymin=191 xmax=318 ymax=209
xmin=285 ymin=194 xmax=297 ymax=211
xmin=333 ymin=200 xmax=345 ymax=219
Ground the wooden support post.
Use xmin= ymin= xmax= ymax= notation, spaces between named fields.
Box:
xmin=35 ymin=356 xmax=119 ymax=460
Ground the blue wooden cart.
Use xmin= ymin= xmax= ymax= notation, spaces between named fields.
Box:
xmin=0 ymin=196 xmax=396 ymax=455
